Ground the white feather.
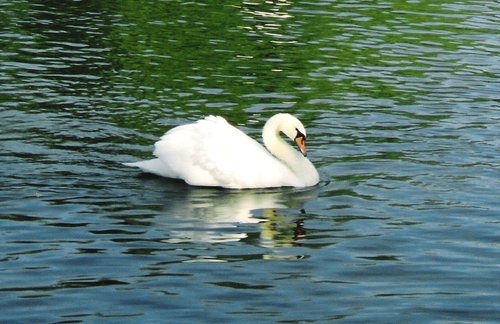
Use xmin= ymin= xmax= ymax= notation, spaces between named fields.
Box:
xmin=124 ymin=114 xmax=320 ymax=189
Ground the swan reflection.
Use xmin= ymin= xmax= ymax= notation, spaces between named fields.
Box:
xmin=159 ymin=184 xmax=319 ymax=245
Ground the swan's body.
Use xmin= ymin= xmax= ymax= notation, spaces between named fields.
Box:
xmin=124 ymin=113 xmax=319 ymax=189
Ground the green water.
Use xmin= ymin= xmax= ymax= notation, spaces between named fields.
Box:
xmin=1 ymin=0 xmax=499 ymax=322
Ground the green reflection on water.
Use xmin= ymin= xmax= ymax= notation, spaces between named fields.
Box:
xmin=1 ymin=0 xmax=491 ymax=134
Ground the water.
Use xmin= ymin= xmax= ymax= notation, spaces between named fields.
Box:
xmin=1 ymin=0 xmax=499 ymax=322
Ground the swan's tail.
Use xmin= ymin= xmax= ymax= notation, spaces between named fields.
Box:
xmin=123 ymin=158 xmax=177 ymax=179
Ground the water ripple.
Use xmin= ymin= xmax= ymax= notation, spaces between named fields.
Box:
xmin=1 ymin=0 xmax=499 ymax=322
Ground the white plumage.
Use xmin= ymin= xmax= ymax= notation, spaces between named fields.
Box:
xmin=124 ymin=113 xmax=320 ymax=189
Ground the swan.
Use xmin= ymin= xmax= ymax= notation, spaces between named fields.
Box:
xmin=123 ymin=113 xmax=320 ymax=189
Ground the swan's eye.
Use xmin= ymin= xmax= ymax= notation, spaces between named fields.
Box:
xmin=294 ymin=129 xmax=307 ymax=156
xmin=295 ymin=128 xmax=306 ymax=141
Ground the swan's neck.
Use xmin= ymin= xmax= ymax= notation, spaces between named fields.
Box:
xmin=262 ymin=118 xmax=319 ymax=186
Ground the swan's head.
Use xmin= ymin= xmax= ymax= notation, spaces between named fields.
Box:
xmin=266 ymin=113 xmax=309 ymax=157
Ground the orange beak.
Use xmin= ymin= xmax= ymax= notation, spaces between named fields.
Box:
xmin=295 ymin=136 xmax=307 ymax=157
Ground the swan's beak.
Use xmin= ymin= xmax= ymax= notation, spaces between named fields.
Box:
xmin=295 ymin=136 xmax=307 ymax=157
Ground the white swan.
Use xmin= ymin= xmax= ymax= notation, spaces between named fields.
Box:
xmin=123 ymin=113 xmax=320 ymax=189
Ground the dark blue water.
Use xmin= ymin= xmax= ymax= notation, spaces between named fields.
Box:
xmin=1 ymin=0 xmax=499 ymax=322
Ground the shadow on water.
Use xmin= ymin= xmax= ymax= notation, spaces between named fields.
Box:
xmin=133 ymin=174 xmax=319 ymax=246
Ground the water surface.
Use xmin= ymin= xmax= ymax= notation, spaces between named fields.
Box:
xmin=1 ymin=0 xmax=499 ymax=322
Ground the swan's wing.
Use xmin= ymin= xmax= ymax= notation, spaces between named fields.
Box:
xmin=153 ymin=116 xmax=297 ymax=188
